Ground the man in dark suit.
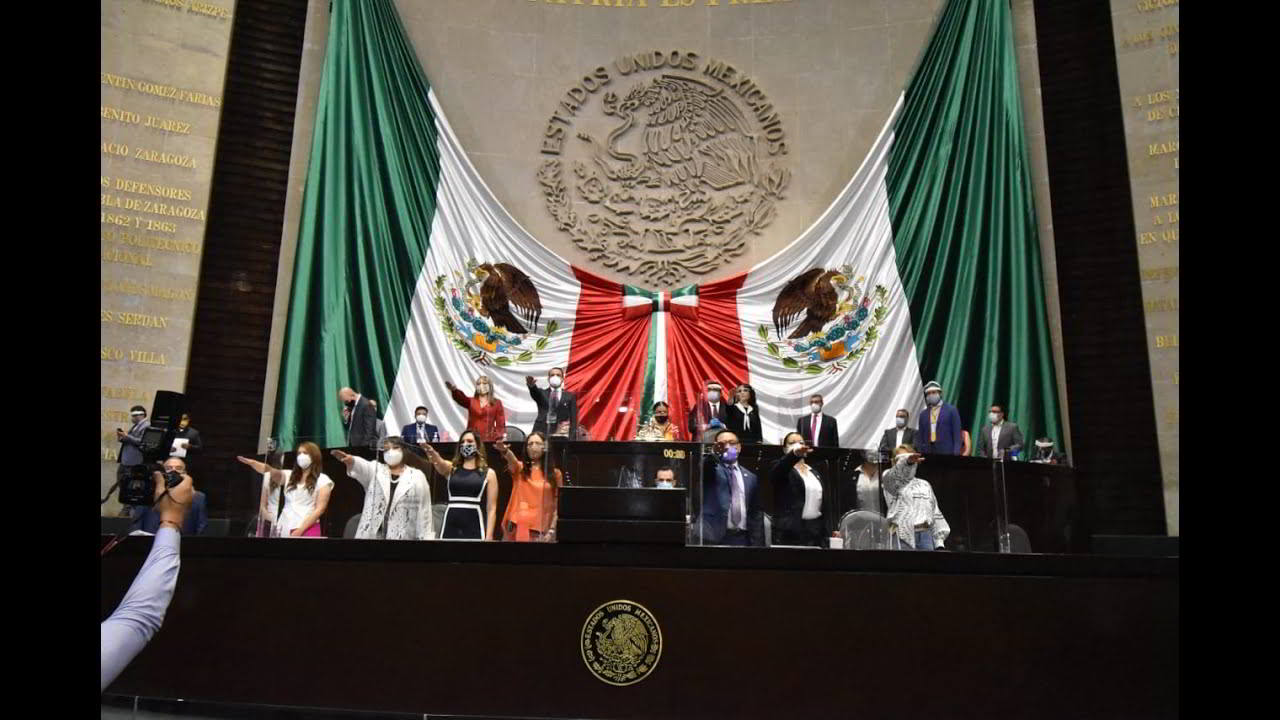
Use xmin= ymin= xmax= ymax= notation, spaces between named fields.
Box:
xmin=878 ymin=408 xmax=917 ymax=456
xmin=976 ymin=403 xmax=1025 ymax=459
xmin=400 ymin=405 xmax=440 ymax=445
xmin=795 ymin=393 xmax=840 ymax=447
xmin=131 ymin=457 xmax=209 ymax=535
xmin=527 ymin=368 xmax=578 ymax=438
xmin=695 ymin=430 xmax=764 ymax=546
xmin=338 ymin=387 xmax=378 ymax=448
xmin=170 ymin=413 xmax=202 ymax=463
xmin=686 ymin=381 xmax=729 ymax=438
xmin=915 ymin=381 xmax=963 ymax=455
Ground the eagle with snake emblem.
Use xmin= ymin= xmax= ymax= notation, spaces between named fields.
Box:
xmin=465 ymin=262 xmax=542 ymax=335
xmin=771 ymin=267 xmax=854 ymax=340
xmin=595 ymin=613 xmax=649 ymax=665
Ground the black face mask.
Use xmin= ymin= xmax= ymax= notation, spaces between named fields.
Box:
xmin=654 ymin=414 xmax=668 ymax=423
xmin=345 ymin=399 xmax=355 ymax=408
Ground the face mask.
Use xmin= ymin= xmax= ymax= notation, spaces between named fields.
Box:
xmin=721 ymin=445 xmax=739 ymax=463
xmin=707 ymin=391 xmax=721 ymax=403
xmin=657 ymin=478 xmax=673 ymax=489
xmin=460 ymin=444 xmax=477 ymax=458
xmin=295 ymin=453 xmax=312 ymax=470
xmin=654 ymin=414 xmax=668 ymax=423
xmin=895 ymin=417 xmax=906 ymax=428
xmin=990 ymin=413 xmax=1001 ymax=424
xmin=383 ymin=449 xmax=403 ymax=466
xmin=926 ymin=393 xmax=940 ymax=406
xmin=477 ymin=384 xmax=490 ymax=394
xmin=345 ymin=399 xmax=355 ymax=408
xmin=810 ymin=403 xmax=822 ymax=414
xmin=416 ymin=414 xmax=428 ymax=424
xmin=549 ymin=376 xmax=563 ymax=388
xmin=786 ymin=442 xmax=804 ymax=454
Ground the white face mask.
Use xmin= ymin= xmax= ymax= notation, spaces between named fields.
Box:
xmin=810 ymin=402 xmax=822 ymax=414
xmin=707 ymin=390 xmax=721 ymax=403
xmin=656 ymin=478 xmax=674 ymax=489
xmin=477 ymin=383 xmax=490 ymax=394
xmin=787 ymin=442 xmax=805 ymax=454
xmin=383 ymin=449 xmax=403 ymax=467
xmin=295 ymin=453 xmax=312 ymax=470
xmin=926 ymin=393 xmax=941 ymax=406
xmin=895 ymin=417 xmax=907 ymax=428
xmin=549 ymin=376 xmax=563 ymax=388
xmin=990 ymin=413 xmax=1001 ymax=424
xmin=416 ymin=414 xmax=428 ymax=424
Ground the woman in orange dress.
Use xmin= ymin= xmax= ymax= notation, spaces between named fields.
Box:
xmin=445 ymin=375 xmax=506 ymax=442
xmin=494 ymin=431 xmax=562 ymax=542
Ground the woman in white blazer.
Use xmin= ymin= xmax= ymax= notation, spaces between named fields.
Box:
xmin=331 ymin=438 xmax=434 ymax=540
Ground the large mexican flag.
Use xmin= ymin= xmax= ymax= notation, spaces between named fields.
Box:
xmin=272 ymin=0 xmax=1062 ymax=453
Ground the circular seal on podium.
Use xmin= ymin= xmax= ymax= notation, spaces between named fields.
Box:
xmin=580 ymin=599 xmax=663 ymax=686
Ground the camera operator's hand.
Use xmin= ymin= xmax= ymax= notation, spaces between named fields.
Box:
xmin=152 ymin=471 xmax=194 ymax=528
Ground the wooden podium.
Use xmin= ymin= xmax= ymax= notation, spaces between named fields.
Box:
xmin=556 ymin=486 xmax=687 ymax=544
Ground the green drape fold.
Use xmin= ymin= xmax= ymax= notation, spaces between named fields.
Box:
xmin=272 ymin=0 xmax=441 ymax=448
xmin=887 ymin=0 xmax=1063 ymax=446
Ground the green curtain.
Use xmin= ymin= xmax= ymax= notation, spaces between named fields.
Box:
xmin=272 ymin=0 xmax=441 ymax=448
xmin=887 ymin=0 xmax=1063 ymax=448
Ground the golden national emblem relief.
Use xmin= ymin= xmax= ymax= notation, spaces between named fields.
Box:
xmin=581 ymin=600 xmax=663 ymax=686
xmin=539 ymin=50 xmax=790 ymax=286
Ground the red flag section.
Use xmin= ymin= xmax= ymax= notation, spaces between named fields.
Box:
xmin=666 ymin=273 xmax=750 ymax=440
xmin=565 ymin=267 xmax=651 ymax=442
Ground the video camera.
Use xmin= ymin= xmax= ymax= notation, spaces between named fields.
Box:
xmin=116 ymin=391 xmax=186 ymax=507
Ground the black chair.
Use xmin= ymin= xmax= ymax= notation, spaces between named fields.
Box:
xmin=343 ymin=513 xmax=362 ymax=539
xmin=504 ymin=426 xmax=526 ymax=442
xmin=1008 ymin=523 xmax=1032 ymax=554
xmin=203 ymin=518 xmax=230 ymax=537
xmin=101 ymin=516 xmax=133 ymax=536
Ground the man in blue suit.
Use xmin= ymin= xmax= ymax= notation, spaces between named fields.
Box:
xmin=696 ymin=430 xmax=765 ymax=546
xmin=400 ymin=405 xmax=440 ymax=445
xmin=132 ymin=457 xmax=209 ymax=535
xmin=915 ymin=380 xmax=964 ymax=455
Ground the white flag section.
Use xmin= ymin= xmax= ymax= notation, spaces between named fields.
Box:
xmin=386 ymin=89 xmax=924 ymax=449
xmin=386 ymin=89 xmax=580 ymax=437
xmin=736 ymin=95 xmax=925 ymax=450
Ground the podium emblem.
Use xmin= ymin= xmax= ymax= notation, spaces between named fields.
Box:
xmin=581 ymin=599 xmax=663 ymax=686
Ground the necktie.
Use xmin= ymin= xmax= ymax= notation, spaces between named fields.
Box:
xmin=729 ymin=465 xmax=743 ymax=527
xmin=812 ymin=415 xmax=819 ymax=445
xmin=552 ymin=390 xmax=559 ymax=407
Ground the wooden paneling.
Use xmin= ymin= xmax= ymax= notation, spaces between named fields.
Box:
xmin=1033 ymin=0 xmax=1166 ymax=535
xmin=183 ymin=0 xmax=309 ymax=519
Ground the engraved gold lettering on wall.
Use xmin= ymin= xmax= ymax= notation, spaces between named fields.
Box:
xmin=1112 ymin=0 xmax=1177 ymax=532
xmin=101 ymin=0 xmax=238 ymax=505
xmin=100 ymin=72 xmax=223 ymax=108
xmin=537 ymin=50 xmax=791 ymax=285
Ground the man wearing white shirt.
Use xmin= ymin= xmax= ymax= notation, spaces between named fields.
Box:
xmin=878 ymin=408 xmax=917 ymax=457
xmin=976 ymin=403 xmax=1024 ymax=459
xmin=400 ymin=406 xmax=440 ymax=445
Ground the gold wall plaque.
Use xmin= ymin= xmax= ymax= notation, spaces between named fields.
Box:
xmin=581 ymin=599 xmax=663 ymax=686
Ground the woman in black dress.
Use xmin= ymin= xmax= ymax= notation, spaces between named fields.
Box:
xmin=770 ymin=432 xmax=826 ymax=547
xmin=725 ymin=383 xmax=763 ymax=444
xmin=420 ymin=430 xmax=498 ymax=540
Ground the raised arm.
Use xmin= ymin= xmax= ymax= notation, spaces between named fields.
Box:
xmin=418 ymin=442 xmax=456 ymax=477
xmin=236 ymin=455 xmax=285 ymax=487
xmin=446 ymin=380 xmax=470 ymax=409
xmin=331 ymin=450 xmax=374 ymax=490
